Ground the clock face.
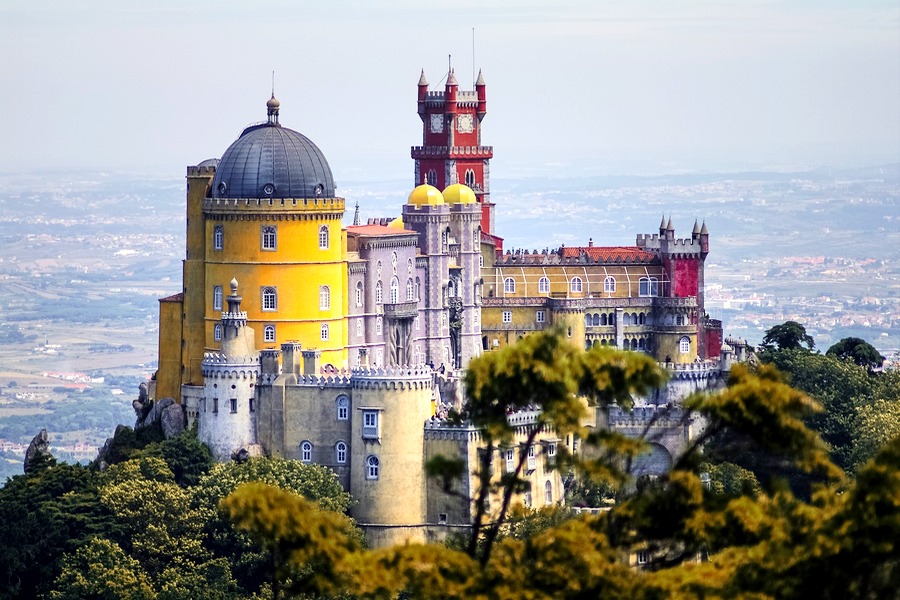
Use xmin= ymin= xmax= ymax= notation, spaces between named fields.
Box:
xmin=430 ymin=114 xmax=444 ymax=133
xmin=457 ymin=113 xmax=474 ymax=133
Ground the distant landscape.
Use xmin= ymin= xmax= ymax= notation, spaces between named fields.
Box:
xmin=0 ymin=164 xmax=897 ymax=481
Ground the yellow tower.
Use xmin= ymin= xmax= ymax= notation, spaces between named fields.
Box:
xmin=157 ymin=97 xmax=348 ymax=402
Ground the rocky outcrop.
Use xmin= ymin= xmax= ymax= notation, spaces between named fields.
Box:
xmin=134 ymin=397 xmax=186 ymax=439
xmin=24 ymin=429 xmax=53 ymax=473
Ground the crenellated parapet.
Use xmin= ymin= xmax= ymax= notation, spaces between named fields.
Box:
xmin=608 ymin=404 xmax=687 ymax=428
xmin=187 ymin=165 xmax=217 ymax=177
xmin=203 ymin=196 xmax=344 ymax=219
xmin=662 ymin=359 xmax=722 ymax=381
xmin=350 ymin=366 xmax=434 ymax=391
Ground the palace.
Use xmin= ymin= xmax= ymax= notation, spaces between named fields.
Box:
xmin=152 ymin=69 xmax=739 ymax=546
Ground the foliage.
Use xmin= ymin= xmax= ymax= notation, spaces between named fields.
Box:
xmin=48 ymin=538 xmax=155 ymax=600
xmin=135 ymin=425 xmax=213 ymax=487
xmin=827 ymin=336 xmax=885 ymax=371
xmin=761 ymin=320 xmax=815 ymax=351
xmin=221 ymin=482 xmax=360 ymax=599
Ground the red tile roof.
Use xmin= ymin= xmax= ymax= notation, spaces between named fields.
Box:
xmin=559 ymin=246 xmax=656 ymax=262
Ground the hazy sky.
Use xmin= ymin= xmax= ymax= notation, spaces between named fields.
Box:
xmin=2 ymin=1 xmax=898 ymax=180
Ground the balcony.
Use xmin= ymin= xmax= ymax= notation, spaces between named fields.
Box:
xmin=383 ymin=301 xmax=418 ymax=320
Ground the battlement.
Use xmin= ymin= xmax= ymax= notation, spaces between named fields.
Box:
xmin=201 ymin=352 xmax=261 ymax=379
xmin=635 ymin=234 xmax=703 ymax=254
xmin=187 ymin=165 xmax=217 ymax=177
xmin=661 ymin=359 xmax=722 ymax=381
xmin=410 ymin=146 xmax=493 ymax=158
xmin=350 ymin=366 xmax=434 ymax=391
xmin=608 ymin=404 xmax=687 ymax=427
xmin=203 ymin=196 xmax=345 ymax=214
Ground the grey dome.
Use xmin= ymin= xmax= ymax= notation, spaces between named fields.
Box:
xmin=211 ymin=106 xmax=335 ymax=199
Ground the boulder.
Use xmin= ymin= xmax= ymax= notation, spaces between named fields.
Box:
xmin=24 ymin=429 xmax=53 ymax=473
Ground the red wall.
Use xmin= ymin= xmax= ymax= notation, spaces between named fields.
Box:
xmin=671 ymin=258 xmax=699 ymax=298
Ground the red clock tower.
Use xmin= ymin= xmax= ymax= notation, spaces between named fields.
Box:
xmin=413 ymin=68 xmax=500 ymax=247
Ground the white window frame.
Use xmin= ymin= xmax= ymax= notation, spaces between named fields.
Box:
xmin=604 ymin=276 xmax=616 ymax=293
xmin=261 ymin=287 xmax=277 ymax=311
xmin=527 ymin=445 xmax=536 ymax=471
xmin=366 ymin=455 xmax=380 ymax=480
xmin=503 ymin=277 xmax=515 ymax=294
xmin=356 ymin=319 xmax=363 ymax=337
xmin=544 ymin=480 xmax=553 ymax=504
xmin=504 ymin=449 xmax=515 ymax=473
xmin=571 ymin=277 xmax=583 ymax=293
xmin=301 ymin=441 xmax=312 ymax=463
xmin=679 ymin=336 xmax=691 ymax=354
xmin=213 ymin=225 xmax=223 ymax=251
xmin=213 ymin=285 xmax=223 ymax=311
xmin=639 ymin=277 xmax=659 ymax=297
xmin=390 ymin=277 xmax=399 ymax=304
xmin=261 ymin=225 xmax=277 ymax=251
xmin=263 ymin=324 xmax=276 ymax=343
xmin=536 ymin=310 xmax=546 ymax=323
xmin=336 ymin=396 xmax=349 ymax=420
xmin=336 ymin=441 xmax=347 ymax=464
xmin=502 ymin=310 xmax=512 ymax=324
xmin=213 ymin=324 xmax=222 ymax=341
xmin=229 ymin=398 xmax=237 ymax=413
xmin=321 ymin=323 xmax=329 ymax=341
xmin=355 ymin=281 xmax=363 ymax=307
xmin=406 ymin=278 xmax=415 ymax=301
xmin=362 ymin=410 xmax=379 ymax=439
xmin=538 ymin=276 xmax=550 ymax=294
xmin=319 ymin=225 xmax=329 ymax=250
xmin=375 ymin=281 xmax=383 ymax=304
xmin=320 ymin=285 xmax=330 ymax=310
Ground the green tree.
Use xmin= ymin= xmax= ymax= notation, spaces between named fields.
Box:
xmin=761 ymin=320 xmax=815 ymax=352
xmin=221 ymin=482 xmax=360 ymax=600
xmin=827 ymin=336 xmax=885 ymax=371
xmin=48 ymin=538 xmax=155 ymax=600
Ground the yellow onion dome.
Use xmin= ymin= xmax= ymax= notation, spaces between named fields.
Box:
xmin=387 ymin=216 xmax=404 ymax=229
xmin=407 ymin=184 xmax=444 ymax=206
xmin=443 ymin=183 xmax=477 ymax=204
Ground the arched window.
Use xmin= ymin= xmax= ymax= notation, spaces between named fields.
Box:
xmin=336 ymin=396 xmax=349 ymax=420
xmin=465 ymin=169 xmax=476 ymax=188
xmin=356 ymin=319 xmax=363 ymax=337
xmin=262 ymin=287 xmax=277 ymax=311
xmin=406 ymin=278 xmax=415 ymax=301
xmin=442 ymin=229 xmax=449 ymax=253
xmin=300 ymin=441 xmax=312 ymax=463
xmin=544 ymin=480 xmax=553 ymax=504
xmin=639 ymin=277 xmax=659 ymax=297
xmin=427 ymin=170 xmax=437 ymax=186
xmin=376 ymin=317 xmax=382 ymax=335
xmin=366 ymin=455 xmax=380 ymax=480
xmin=415 ymin=277 xmax=421 ymax=300
xmin=213 ymin=285 xmax=223 ymax=310
xmin=214 ymin=324 xmax=222 ymax=341
xmin=570 ymin=277 xmax=583 ymax=293
xmin=479 ymin=254 xmax=484 ymax=268
xmin=213 ymin=225 xmax=223 ymax=251
xmin=604 ymin=276 xmax=616 ymax=293
xmin=503 ymin=277 xmax=516 ymax=294
xmin=390 ymin=277 xmax=399 ymax=304
xmin=355 ymin=281 xmax=363 ymax=307
xmin=679 ymin=336 xmax=690 ymax=354
xmin=335 ymin=441 xmax=347 ymax=464
xmin=263 ymin=324 xmax=276 ymax=343
xmin=638 ymin=338 xmax=646 ymax=350
xmin=375 ymin=281 xmax=383 ymax=304
xmin=261 ymin=226 xmax=277 ymax=250
xmin=538 ymin=277 xmax=550 ymax=294
xmin=639 ymin=312 xmax=646 ymax=325
xmin=601 ymin=313 xmax=607 ymax=326
xmin=318 ymin=225 xmax=329 ymax=250
xmin=319 ymin=285 xmax=330 ymax=310
xmin=321 ymin=323 xmax=329 ymax=340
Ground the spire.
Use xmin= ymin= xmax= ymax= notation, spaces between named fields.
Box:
xmin=666 ymin=217 xmax=674 ymax=231
xmin=475 ymin=68 xmax=485 ymax=86
xmin=353 ymin=201 xmax=360 ymax=226
xmin=659 ymin=215 xmax=667 ymax=230
xmin=692 ymin=219 xmax=701 ymax=235
xmin=447 ymin=68 xmax=458 ymax=86
xmin=700 ymin=220 xmax=709 ymax=235
xmin=418 ymin=69 xmax=428 ymax=86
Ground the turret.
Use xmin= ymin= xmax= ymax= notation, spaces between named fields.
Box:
xmin=475 ymin=69 xmax=487 ymax=120
xmin=699 ymin=221 xmax=709 ymax=255
xmin=692 ymin=219 xmax=701 ymax=240
xmin=417 ymin=70 xmax=428 ymax=119
xmin=445 ymin=69 xmax=458 ymax=114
